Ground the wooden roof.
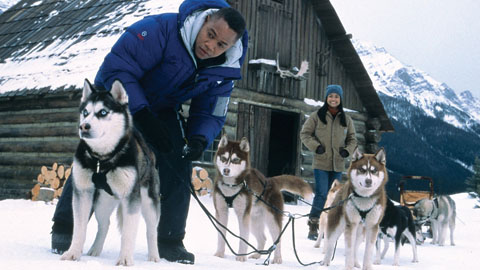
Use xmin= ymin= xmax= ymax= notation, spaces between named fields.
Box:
xmin=0 ymin=0 xmax=133 ymax=62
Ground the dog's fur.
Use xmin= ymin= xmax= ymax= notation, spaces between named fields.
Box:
xmin=212 ymin=135 xmax=313 ymax=264
xmin=314 ymin=179 xmax=343 ymax=252
xmin=60 ymin=80 xmax=161 ymax=266
xmin=374 ymin=198 xmax=418 ymax=265
xmin=413 ymin=195 xmax=456 ymax=246
xmin=321 ymin=148 xmax=388 ymax=270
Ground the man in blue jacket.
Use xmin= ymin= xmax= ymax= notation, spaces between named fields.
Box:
xmin=51 ymin=0 xmax=247 ymax=264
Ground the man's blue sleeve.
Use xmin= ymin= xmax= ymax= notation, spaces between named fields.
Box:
xmin=94 ymin=17 xmax=166 ymax=114
xmin=187 ymin=80 xmax=234 ymax=147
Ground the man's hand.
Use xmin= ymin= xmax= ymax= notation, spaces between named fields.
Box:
xmin=133 ymin=107 xmax=173 ymax=153
xmin=182 ymin=136 xmax=207 ymax=161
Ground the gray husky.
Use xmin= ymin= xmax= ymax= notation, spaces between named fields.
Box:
xmin=413 ymin=195 xmax=456 ymax=246
xmin=60 ymin=80 xmax=161 ymax=266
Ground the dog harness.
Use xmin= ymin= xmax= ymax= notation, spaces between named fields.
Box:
xmin=92 ymin=160 xmax=114 ymax=196
xmin=349 ymin=192 xmax=377 ymax=222
xmin=218 ymin=182 xmax=244 ymax=208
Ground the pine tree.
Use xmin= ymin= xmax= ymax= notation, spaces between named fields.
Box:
xmin=466 ymin=157 xmax=480 ymax=195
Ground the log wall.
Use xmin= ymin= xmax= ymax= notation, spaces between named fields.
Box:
xmin=0 ymin=90 xmax=80 ymax=199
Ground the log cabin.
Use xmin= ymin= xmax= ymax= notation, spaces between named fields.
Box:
xmin=0 ymin=0 xmax=393 ymax=199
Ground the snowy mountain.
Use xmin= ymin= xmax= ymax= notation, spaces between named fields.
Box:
xmin=353 ymin=40 xmax=480 ymax=195
xmin=355 ymin=40 xmax=480 ymax=134
xmin=0 ymin=0 xmax=20 ymax=13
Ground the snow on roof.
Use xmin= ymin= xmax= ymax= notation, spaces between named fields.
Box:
xmin=0 ymin=0 xmax=183 ymax=95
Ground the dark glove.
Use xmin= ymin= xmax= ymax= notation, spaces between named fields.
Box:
xmin=182 ymin=136 xmax=207 ymax=161
xmin=133 ymin=107 xmax=173 ymax=153
xmin=339 ymin=147 xmax=349 ymax=158
xmin=315 ymin=145 xmax=325 ymax=154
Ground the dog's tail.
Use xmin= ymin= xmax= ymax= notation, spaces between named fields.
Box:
xmin=269 ymin=175 xmax=313 ymax=200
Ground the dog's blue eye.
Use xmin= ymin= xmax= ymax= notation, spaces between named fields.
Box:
xmin=82 ymin=109 xmax=89 ymax=117
xmin=232 ymin=158 xmax=241 ymax=164
xmin=98 ymin=109 xmax=109 ymax=117
xmin=220 ymin=156 xmax=227 ymax=163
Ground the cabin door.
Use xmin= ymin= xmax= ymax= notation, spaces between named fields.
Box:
xmin=236 ymin=103 xmax=299 ymax=177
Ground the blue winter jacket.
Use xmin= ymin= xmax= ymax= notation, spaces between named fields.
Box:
xmin=94 ymin=0 xmax=248 ymax=147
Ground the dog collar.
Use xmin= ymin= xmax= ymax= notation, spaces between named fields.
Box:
xmin=221 ymin=181 xmax=244 ymax=188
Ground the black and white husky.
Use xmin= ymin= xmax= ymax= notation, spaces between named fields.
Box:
xmin=60 ymin=80 xmax=161 ymax=266
xmin=374 ymin=198 xmax=418 ymax=266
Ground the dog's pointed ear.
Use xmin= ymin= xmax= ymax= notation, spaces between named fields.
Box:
xmin=239 ymin=137 xmax=250 ymax=153
xmin=110 ymin=80 xmax=129 ymax=105
xmin=351 ymin=147 xmax=363 ymax=162
xmin=332 ymin=179 xmax=339 ymax=189
xmin=218 ymin=134 xmax=228 ymax=148
xmin=375 ymin=147 xmax=386 ymax=165
xmin=81 ymin=79 xmax=94 ymax=103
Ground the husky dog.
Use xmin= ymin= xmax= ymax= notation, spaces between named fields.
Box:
xmin=213 ymin=135 xmax=312 ymax=264
xmin=321 ymin=148 xmax=388 ymax=270
xmin=60 ymin=80 xmax=161 ymax=266
xmin=374 ymin=198 xmax=418 ymax=266
xmin=413 ymin=195 xmax=456 ymax=246
xmin=314 ymin=179 xmax=343 ymax=252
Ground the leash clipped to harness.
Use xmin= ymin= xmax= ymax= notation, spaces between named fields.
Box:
xmin=92 ymin=160 xmax=114 ymax=196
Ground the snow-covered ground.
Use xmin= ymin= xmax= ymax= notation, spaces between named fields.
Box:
xmin=0 ymin=193 xmax=478 ymax=270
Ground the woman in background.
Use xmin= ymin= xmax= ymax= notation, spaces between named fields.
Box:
xmin=300 ymin=84 xmax=357 ymax=240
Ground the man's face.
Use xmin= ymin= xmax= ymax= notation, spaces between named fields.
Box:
xmin=194 ymin=16 xmax=238 ymax=60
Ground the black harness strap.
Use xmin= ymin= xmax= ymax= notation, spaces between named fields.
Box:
xmin=218 ymin=182 xmax=244 ymax=208
xmin=350 ymin=192 xmax=377 ymax=222
xmin=92 ymin=160 xmax=114 ymax=196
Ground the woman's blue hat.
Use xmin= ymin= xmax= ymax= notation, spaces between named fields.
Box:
xmin=326 ymin=84 xmax=343 ymax=100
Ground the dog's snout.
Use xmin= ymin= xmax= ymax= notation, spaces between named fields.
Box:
xmin=79 ymin=123 xmax=91 ymax=132
xmin=223 ymin=168 xmax=230 ymax=176
xmin=365 ymin=178 xmax=372 ymax=186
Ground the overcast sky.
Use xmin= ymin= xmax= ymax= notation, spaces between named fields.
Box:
xmin=330 ymin=0 xmax=480 ymax=99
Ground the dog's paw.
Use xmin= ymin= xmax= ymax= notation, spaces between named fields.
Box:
xmin=313 ymin=242 xmax=320 ymax=248
xmin=148 ymin=254 xmax=160 ymax=263
xmin=116 ymin=255 xmax=134 ymax=266
xmin=60 ymin=249 xmax=82 ymax=261
xmin=86 ymin=246 xmax=102 ymax=257
xmin=361 ymin=265 xmax=374 ymax=270
xmin=272 ymin=256 xmax=282 ymax=264
xmin=249 ymin=253 xmax=261 ymax=259
xmin=214 ymin=251 xmax=225 ymax=258
xmin=412 ymin=258 xmax=419 ymax=263
xmin=235 ymin=255 xmax=247 ymax=262
xmin=355 ymin=261 xmax=361 ymax=268
xmin=373 ymin=259 xmax=381 ymax=265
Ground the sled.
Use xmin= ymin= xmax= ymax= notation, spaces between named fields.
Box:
xmin=399 ymin=175 xmax=434 ymax=209
xmin=399 ymin=175 xmax=435 ymax=243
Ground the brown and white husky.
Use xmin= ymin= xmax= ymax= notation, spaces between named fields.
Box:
xmin=322 ymin=148 xmax=388 ymax=270
xmin=212 ymin=135 xmax=312 ymax=264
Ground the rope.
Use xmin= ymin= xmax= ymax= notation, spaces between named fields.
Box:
xmin=159 ymin=139 xmax=345 ymax=265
